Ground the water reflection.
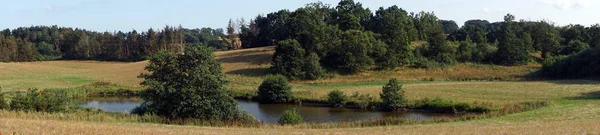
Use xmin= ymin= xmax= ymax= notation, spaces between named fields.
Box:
xmin=79 ymin=98 xmax=456 ymax=123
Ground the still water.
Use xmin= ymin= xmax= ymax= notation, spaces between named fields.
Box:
xmin=79 ymin=98 xmax=456 ymax=123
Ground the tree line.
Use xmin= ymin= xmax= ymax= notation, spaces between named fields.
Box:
xmin=3 ymin=0 xmax=600 ymax=79
xmin=0 ymin=25 xmax=232 ymax=62
xmin=225 ymin=0 xmax=600 ymax=80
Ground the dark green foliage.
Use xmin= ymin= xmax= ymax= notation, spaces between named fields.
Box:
xmin=540 ymin=31 xmax=563 ymax=58
xmin=412 ymin=57 xmax=446 ymax=69
xmin=380 ymin=78 xmax=406 ymax=111
xmin=271 ymin=39 xmax=306 ymax=80
xmin=472 ymin=42 xmax=497 ymax=63
xmin=457 ymin=40 xmax=475 ymax=62
xmin=586 ymin=24 xmax=600 ymax=48
xmin=542 ymin=48 xmax=600 ymax=78
xmin=450 ymin=20 xmax=489 ymax=43
xmin=271 ymin=39 xmax=324 ymax=80
xmin=9 ymin=88 xmax=71 ymax=112
xmin=0 ymin=36 xmax=39 ymax=62
xmin=9 ymin=94 xmax=30 ymax=111
xmin=1 ymin=25 xmax=184 ymax=62
xmin=328 ymin=30 xmax=375 ymax=74
xmin=278 ymin=108 xmax=303 ymax=125
xmin=413 ymin=98 xmax=491 ymax=113
xmin=137 ymin=45 xmax=249 ymax=121
xmin=371 ymin=6 xmax=414 ymax=66
xmin=494 ymin=14 xmax=530 ymax=65
xmin=257 ymin=74 xmax=293 ymax=104
xmin=184 ymin=28 xmax=227 ymax=50
xmin=338 ymin=14 xmax=363 ymax=31
xmin=350 ymin=92 xmax=375 ymax=110
xmin=0 ymin=87 xmax=8 ymax=109
xmin=562 ymin=40 xmax=590 ymax=55
xmin=327 ymin=90 xmax=348 ymax=107
xmin=36 ymin=42 xmax=62 ymax=60
xmin=413 ymin=11 xmax=443 ymax=41
xmin=426 ymin=32 xmax=457 ymax=65
xmin=440 ymin=20 xmax=459 ymax=35
xmin=335 ymin=0 xmax=372 ymax=30
xmin=302 ymin=53 xmax=325 ymax=80
xmin=561 ymin=40 xmax=590 ymax=55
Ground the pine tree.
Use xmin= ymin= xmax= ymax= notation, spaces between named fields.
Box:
xmin=380 ymin=78 xmax=406 ymax=111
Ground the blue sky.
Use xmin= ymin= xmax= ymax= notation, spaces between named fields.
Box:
xmin=2 ymin=0 xmax=598 ymax=32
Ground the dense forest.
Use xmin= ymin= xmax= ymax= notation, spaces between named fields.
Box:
xmin=232 ymin=0 xmax=600 ymax=80
xmin=1 ymin=0 xmax=600 ymax=79
xmin=0 ymin=25 xmax=230 ymax=62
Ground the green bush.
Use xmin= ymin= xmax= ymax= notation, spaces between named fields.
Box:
xmin=257 ymin=74 xmax=293 ymax=104
xmin=327 ymin=90 xmax=347 ymax=107
xmin=412 ymin=57 xmax=445 ymax=69
xmin=278 ymin=108 xmax=303 ymax=125
xmin=472 ymin=42 xmax=497 ymax=63
xmin=137 ymin=46 xmax=251 ymax=121
xmin=380 ymin=78 xmax=406 ymax=111
xmin=457 ymin=40 xmax=475 ymax=62
xmin=542 ymin=48 xmax=600 ymax=78
xmin=0 ymin=87 xmax=8 ymax=109
xmin=9 ymin=88 xmax=71 ymax=112
xmin=413 ymin=98 xmax=491 ymax=113
xmin=561 ymin=40 xmax=590 ymax=55
xmin=301 ymin=53 xmax=324 ymax=80
xmin=271 ymin=39 xmax=306 ymax=80
xmin=350 ymin=92 xmax=375 ymax=110
xmin=326 ymin=30 xmax=375 ymax=74
xmin=10 ymin=94 xmax=31 ymax=111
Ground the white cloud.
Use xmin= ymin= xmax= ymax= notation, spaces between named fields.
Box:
xmin=539 ymin=0 xmax=591 ymax=9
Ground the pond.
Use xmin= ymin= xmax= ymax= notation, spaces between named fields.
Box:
xmin=79 ymin=97 xmax=458 ymax=123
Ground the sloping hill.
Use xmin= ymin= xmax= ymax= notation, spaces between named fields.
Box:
xmin=0 ymin=46 xmax=275 ymax=91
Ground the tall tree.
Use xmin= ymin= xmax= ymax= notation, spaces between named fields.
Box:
xmin=335 ymin=0 xmax=372 ymax=30
xmin=587 ymin=24 xmax=600 ymax=48
xmin=371 ymin=6 xmax=414 ymax=68
xmin=413 ymin=11 xmax=443 ymax=41
xmin=440 ymin=20 xmax=459 ymax=35
xmin=137 ymin=46 xmax=249 ymax=121
xmin=495 ymin=14 xmax=530 ymax=65
xmin=271 ymin=39 xmax=306 ymax=80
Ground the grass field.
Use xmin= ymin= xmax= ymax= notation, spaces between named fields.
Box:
xmin=1 ymin=46 xmax=600 ymax=134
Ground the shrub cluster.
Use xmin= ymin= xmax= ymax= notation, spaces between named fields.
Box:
xmin=0 ymin=87 xmax=8 ymax=109
xmin=380 ymin=78 xmax=406 ymax=111
xmin=278 ymin=108 xmax=303 ymax=125
xmin=257 ymin=74 xmax=293 ymax=104
xmin=9 ymin=88 xmax=72 ymax=113
xmin=349 ymin=92 xmax=376 ymax=110
xmin=412 ymin=98 xmax=491 ymax=113
xmin=136 ymin=46 xmax=253 ymax=121
xmin=327 ymin=90 xmax=348 ymax=107
xmin=542 ymin=48 xmax=600 ymax=78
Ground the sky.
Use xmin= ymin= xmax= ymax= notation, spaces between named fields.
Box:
xmin=1 ymin=0 xmax=599 ymax=32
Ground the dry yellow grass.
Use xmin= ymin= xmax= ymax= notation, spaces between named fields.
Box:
xmin=2 ymin=100 xmax=600 ymax=135
xmin=0 ymin=61 xmax=146 ymax=91
xmin=0 ymin=46 xmax=538 ymax=92
xmin=1 ymin=46 xmax=600 ymax=134
xmin=292 ymin=80 xmax=600 ymax=106
xmin=0 ymin=46 xmax=274 ymax=91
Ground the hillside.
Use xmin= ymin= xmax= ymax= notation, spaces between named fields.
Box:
xmin=1 ymin=46 xmax=600 ymax=134
xmin=0 ymin=45 xmax=539 ymax=92
xmin=0 ymin=46 xmax=274 ymax=91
